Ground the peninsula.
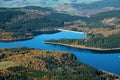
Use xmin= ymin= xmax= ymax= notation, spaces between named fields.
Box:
xmin=44 ymin=41 xmax=120 ymax=51
xmin=44 ymin=29 xmax=120 ymax=51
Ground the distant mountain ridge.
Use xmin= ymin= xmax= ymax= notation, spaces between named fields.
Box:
xmin=0 ymin=0 xmax=120 ymax=16
xmin=72 ymin=0 xmax=120 ymax=10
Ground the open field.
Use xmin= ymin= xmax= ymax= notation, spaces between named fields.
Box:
xmin=0 ymin=61 xmax=17 ymax=69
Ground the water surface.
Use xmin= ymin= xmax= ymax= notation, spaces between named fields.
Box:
xmin=0 ymin=31 xmax=120 ymax=75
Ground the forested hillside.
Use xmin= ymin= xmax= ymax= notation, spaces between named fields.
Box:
xmin=45 ymin=9 xmax=120 ymax=50
xmin=0 ymin=6 xmax=81 ymax=41
xmin=45 ymin=33 xmax=120 ymax=49
xmin=0 ymin=47 xmax=118 ymax=80
xmin=64 ymin=10 xmax=120 ymax=36
xmin=0 ymin=6 xmax=120 ymax=49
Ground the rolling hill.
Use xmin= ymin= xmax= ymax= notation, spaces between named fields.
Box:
xmin=0 ymin=47 xmax=118 ymax=80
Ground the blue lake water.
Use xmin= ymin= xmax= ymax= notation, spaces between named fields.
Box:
xmin=0 ymin=31 xmax=120 ymax=75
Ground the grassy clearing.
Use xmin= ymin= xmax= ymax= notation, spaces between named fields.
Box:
xmin=0 ymin=61 xmax=17 ymax=69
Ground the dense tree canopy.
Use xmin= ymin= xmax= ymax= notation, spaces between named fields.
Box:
xmin=45 ymin=33 xmax=120 ymax=49
xmin=0 ymin=47 xmax=118 ymax=80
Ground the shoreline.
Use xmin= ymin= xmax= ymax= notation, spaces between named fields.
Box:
xmin=44 ymin=41 xmax=120 ymax=76
xmin=101 ymin=70 xmax=120 ymax=77
xmin=58 ymin=29 xmax=86 ymax=34
xmin=0 ymin=37 xmax=34 ymax=42
xmin=0 ymin=30 xmax=59 ymax=42
xmin=44 ymin=41 xmax=120 ymax=51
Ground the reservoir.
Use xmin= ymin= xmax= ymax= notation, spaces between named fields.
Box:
xmin=0 ymin=31 xmax=120 ymax=75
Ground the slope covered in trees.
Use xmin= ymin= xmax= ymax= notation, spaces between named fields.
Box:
xmin=47 ymin=10 xmax=120 ymax=50
xmin=0 ymin=6 xmax=81 ymax=41
xmin=0 ymin=6 xmax=120 ymax=41
xmin=63 ymin=10 xmax=120 ymax=36
xmin=85 ymin=10 xmax=120 ymax=28
xmin=0 ymin=6 xmax=120 ymax=49
xmin=0 ymin=47 xmax=119 ymax=80
xmin=45 ymin=33 xmax=120 ymax=50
